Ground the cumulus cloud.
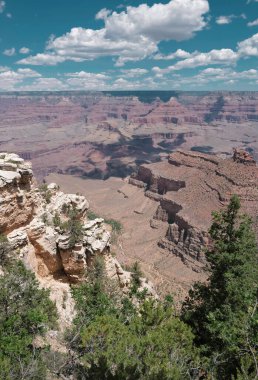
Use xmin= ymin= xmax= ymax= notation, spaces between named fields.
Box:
xmin=0 ymin=1 xmax=5 ymax=13
xmin=247 ymin=18 xmax=258 ymax=27
xmin=19 ymin=47 xmax=31 ymax=54
xmin=64 ymin=71 xmax=110 ymax=89
xmin=216 ymin=16 xmax=233 ymax=25
xmin=101 ymin=0 xmax=209 ymax=42
xmin=153 ymin=32 xmax=258 ymax=76
xmin=18 ymin=0 xmax=209 ymax=66
xmin=65 ymin=71 xmax=109 ymax=79
xmin=238 ymin=33 xmax=258 ymax=56
xmin=152 ymin=48 xmax=238 ymax=75
xmin=3 ymin=47 xmax=16 ymax=56
xmin=163 ymin=67 xmax=258 ymax=88
xmin=153 ymin=49 xmax=191 ymax=60
xmin=0 ymin=65 xmax=9 ymax=72
xmin=18 ymin=53 xmax=69 ymax=65
xmin=20 ymin=78 xmax=67 ymax=91
xmin=0 ymin=68 xmax=41 ymax=90
xmin=216 ymin=14 xmax=246 ymax=25
xmin=120 ymin=68 xmax=148 ymax=77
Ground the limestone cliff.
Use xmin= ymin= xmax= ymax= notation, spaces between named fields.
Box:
xmin=0 ymin=153 xmax=154 ymax=327
xmin=130 ymin=149 xmax=258 ymax=272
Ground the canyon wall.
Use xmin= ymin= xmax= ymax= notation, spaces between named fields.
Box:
xmin=130 ymin=149 xmax=258 ymax=272
xmin=1 ymin=92 xmax=258 ymax=181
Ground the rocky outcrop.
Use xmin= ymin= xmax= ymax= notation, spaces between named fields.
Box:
xmin=233 ymin=148 xmax=256 ymax=165
xmin=0 ymin=153 xmax=34 ymax=233
xmin=1 ymin=170 xmax=112 ymax=282
xmin=0 ymin=153 xmax=156 ymax=326
xmin=131 ymin=149 xmax=258 ymax=271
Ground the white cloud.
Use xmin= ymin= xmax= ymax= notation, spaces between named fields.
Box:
xmin=120 ymin=68 xmax=148 ymax=77
xmin=0 ymin=68 xmax=41 ymax=90
xmin=162 ymin=67 xmax=258 ymax=88
xmin=216 ymin=16 xmax=233 ymax=25
xmin=153 ymin=49 xmax=191 ymax=60
xmin=3 ymin=47 xmax=16 ymax=56
xmin=64 ymin=71 xmax=110 ymax=90
xmin=18 ymin=53 xmax=68 ymax=65
xmin=65 ymin=71 xmax=109 ymax=79
xmin=153 ymin=32 xmax=258 ymax=77
xmin=19 ymin=47 xmax=31 ymax=54
xmin=65 ymin=71 xmax=110 ymax=89
xmin=18 ymin=0 xmax=209 ymax=66
xmin=216 ymin=14 xmax=246 ymax=25
xmin=102 ymin=0 xmax=209 ymax=42
xmin=20 ymin=78 xmax=67 ymax=91
xmin=6 ymin=12 xmax=11 ymax=18
xmin=0 ymin=1 xmax=5 ymax=13
xmin=152 ymin=48 xmax=238 ymax=75
xmin=0 ymin=65 xmax=9 ymax=72
xmin=248 ymin=18 xmax=258 ymax=27
xmin=199 ymin=67 xmax=258 ymax=80
xmin=111 ymin=78 xmax=143 ymax=89
xmin=238 ymin=33 xmax=258 ymax=57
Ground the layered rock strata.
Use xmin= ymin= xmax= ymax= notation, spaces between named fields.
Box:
xmin=130 ymin=150 xmax=258 ymax=271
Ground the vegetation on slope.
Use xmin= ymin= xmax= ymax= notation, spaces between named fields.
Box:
xmin=0 ymin=195 xmax=257 ymax=379
xmin=0 ymin=260 xmax=57 ymax=380
xmin=183 ymin=195 xmax=258 ymax=379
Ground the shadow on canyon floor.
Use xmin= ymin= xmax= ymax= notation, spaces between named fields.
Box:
xmin=65 ymin=134 xmax=187 ymax=180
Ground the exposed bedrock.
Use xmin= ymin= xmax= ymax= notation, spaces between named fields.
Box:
xmin=135 ymin=165 xmax=186 ymax=195
xmin=0 ymin=153 xmax=156 ymax=327
xmin=0 ymin=153 xmax=34 ymax=233
xmin=131 ymin=149 xmax=258 ymax=271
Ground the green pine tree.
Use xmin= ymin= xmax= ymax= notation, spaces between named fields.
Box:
xmin=182 ymin=195 xmax=258 ymax=379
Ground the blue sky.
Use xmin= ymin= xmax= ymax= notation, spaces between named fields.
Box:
xmin=0 ymin=0 xmax=258 ymax=91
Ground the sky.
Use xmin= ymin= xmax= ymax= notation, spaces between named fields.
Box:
xmin=0 ymin=0 xmax=258 ymax=91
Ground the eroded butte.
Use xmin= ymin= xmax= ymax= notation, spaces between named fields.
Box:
xmin=48 ymin=149 xmax=258 ymax=300
xmin=1 ymin=91 xmax=258 ymax=182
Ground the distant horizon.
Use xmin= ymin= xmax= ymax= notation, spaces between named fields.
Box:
xmin=1 ymin=90 xmax=258 ymax=94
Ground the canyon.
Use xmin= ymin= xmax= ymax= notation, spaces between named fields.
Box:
xmin=0 ymin=91 xmax=258 ymax=181
xmin=48 ymin=148 xmax=258 ymax=299
xmin=1 ymin=91 xmax=258 ymax=300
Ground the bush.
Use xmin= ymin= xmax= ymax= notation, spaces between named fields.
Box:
xmin=104 ymin=218 xmax=122 ymax=234
xmin=52 ymin=212 xmax=61 ymax=228
xmin=0 ymin=261 xmax=57 ymax=379
xmin=87 ymin=210 xmax=99 ymax=220
xmin=0 ymin=234 xmax=11 ymax=267
xmin=60 ymin=208 xmax=83 ymax=248
xmin=39 ymin=184 xmax=52 ymax=204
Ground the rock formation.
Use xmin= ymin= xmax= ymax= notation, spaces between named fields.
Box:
xmin=0 ymin=153 xmax=154 ymax=326
xmin=130 ymin=149 xmax=258 ymax=271
xmin=1 ymin=92 xmax=258 ymax=182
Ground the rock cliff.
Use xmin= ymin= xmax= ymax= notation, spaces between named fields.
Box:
xmin=0 ymin=153 xmax=154 ymax=326
xmin=130 ymin=149 xmax=258 ymax=271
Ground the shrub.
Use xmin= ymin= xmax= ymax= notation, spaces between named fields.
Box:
xmin=39 ymin=184 xmax=52 ymax=204
xmin=52 ymin=212 xmax=61 ymax=228
xmin=0 ymin=234 xmax=11 ymax=267
xmin=0 ymin=261 xmax=57 ymax=379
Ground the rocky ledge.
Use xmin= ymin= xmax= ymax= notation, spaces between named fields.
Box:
xmin=130 ymin=149 xmax=258 ymax=272
xmin=0 ymin=153 xmax=155 ymax=326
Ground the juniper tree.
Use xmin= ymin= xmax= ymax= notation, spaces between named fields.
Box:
xmin=182 ymin=195 xmax=258 ymax=379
